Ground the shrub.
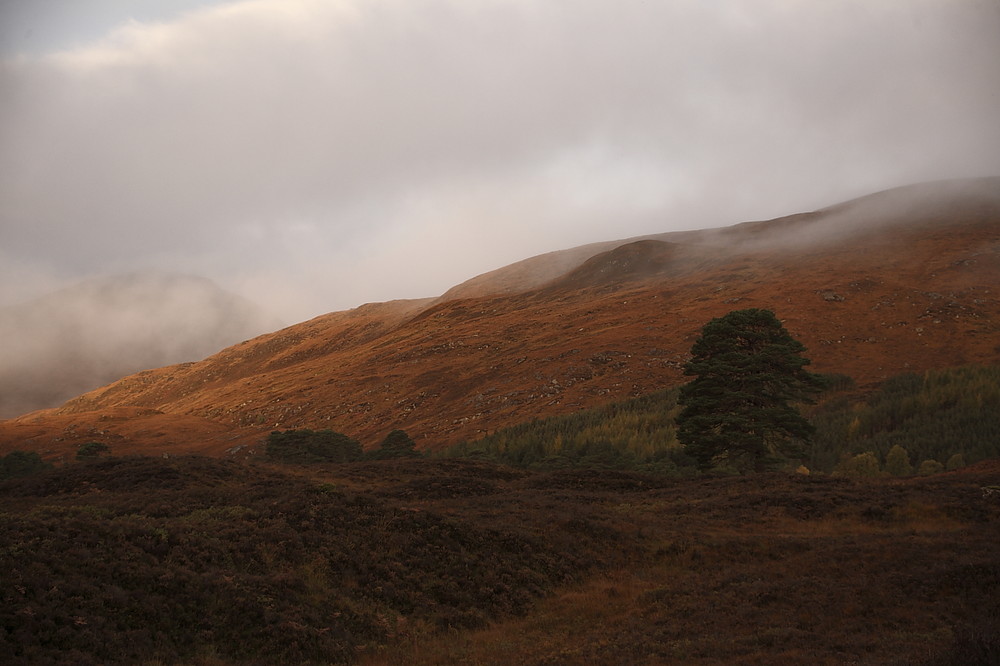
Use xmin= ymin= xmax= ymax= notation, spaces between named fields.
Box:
xmin=819 ymin=373 xmax=856 ymax=391
xmin=0 ymin=450 xmax=50 ymax=479
xmin=76 ymin=442 xmax=110 ymax=460
xmin=265 ymin=429 xmax=362 ymax=463
xmin=918 ymin=459 xmax=945 ymax=476
xmin=443 ymin=389 xmax=683 ymax=473
xmin=0 ymin=456 xmax=582 ymax=664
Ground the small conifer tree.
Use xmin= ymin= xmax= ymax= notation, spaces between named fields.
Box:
xmin=373 ymin=429 xmax=419 ymax=458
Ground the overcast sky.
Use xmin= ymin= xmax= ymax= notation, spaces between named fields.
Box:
xmin=2 ymin=0 xmax=999 ymax=323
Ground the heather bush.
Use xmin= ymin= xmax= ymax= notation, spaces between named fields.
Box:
xmin=76 ymin=441 xmax=110 ymax=460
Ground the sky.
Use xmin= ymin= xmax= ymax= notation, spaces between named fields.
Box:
xmin=2 ymin=0 xmax=1000 ymax=324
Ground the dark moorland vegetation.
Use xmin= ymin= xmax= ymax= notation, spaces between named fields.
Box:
xmin=0 ymin=457 xmax=593 ymax=665
xmin=2 ymin=455 xmax=999 ymax=665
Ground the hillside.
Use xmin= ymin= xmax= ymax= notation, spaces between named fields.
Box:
xmin=0 ymin=273 xmax=280 ymax=418
xmin=1 ymin=178 xmax=998 ymax=459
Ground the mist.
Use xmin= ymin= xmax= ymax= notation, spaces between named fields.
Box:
xmin=0 ymin=273 xmax=281 ymax=418
xmin=2 ymin=0 xmax=1000 ymax=324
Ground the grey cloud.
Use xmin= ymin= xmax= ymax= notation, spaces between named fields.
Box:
xmin=1 ymin=0 xmax=999 ymax=321
xmin=0 ymin=272 xmax=281 ymax=417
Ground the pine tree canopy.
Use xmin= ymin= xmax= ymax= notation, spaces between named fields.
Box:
xmin=677 ymin=308 xmax=824 ymax=472
xmin=375 ymin=429 xmax=420 ymax=458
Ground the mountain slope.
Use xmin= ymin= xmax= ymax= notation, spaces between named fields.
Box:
xmin=3 ymin=178 xmax=998 ymax=459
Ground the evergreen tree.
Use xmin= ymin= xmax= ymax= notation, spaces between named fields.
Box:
xmin=0 ymin=450 xmax=51 ymax=479
xmin=373 ymin=429 xmax=420 ymax=458
xmin=808 ymin=364 xmax=1000 ymax=472
xmin=677 ymin=308 xmax=825 ymax=472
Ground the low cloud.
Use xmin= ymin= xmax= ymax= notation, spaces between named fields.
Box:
xmin=2 ymin=0 xmax=999 ymax=321
xmin=0 ymin=273 xmax=281 ymax=417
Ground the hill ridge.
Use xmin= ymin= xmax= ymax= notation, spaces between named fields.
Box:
xmin=2 ymin=177 xmax=999 ymax=459
xmin=444 ymin=176 xmax=1000 ymax=300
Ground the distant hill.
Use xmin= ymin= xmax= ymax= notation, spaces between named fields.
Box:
xmin=2 ymin=178 xmax=998 ymax=459
xmin=0 ymin=273 xmax=280 ymax=418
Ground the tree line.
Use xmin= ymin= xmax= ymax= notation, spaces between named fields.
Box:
xmin=441 ymin=388 xmax=692 ymax=474
xmin=444 ymin=310 xmax=998 ymax=476
xmin=810 ymin=364 xmax=1000 ymax=476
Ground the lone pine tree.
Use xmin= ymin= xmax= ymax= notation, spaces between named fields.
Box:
xmin=677 ymin=308 xmax=825 ymax=472
xmin=374 ymin=429 xmax=419 ymax=458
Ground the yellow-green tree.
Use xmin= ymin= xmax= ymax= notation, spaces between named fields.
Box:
xmin=884 ymin=444 xmax=913 ymax=477
xmin=835 ymin=451 xmax=881 ymax=479
xmin=918 ymin=459 xmax=944 ymax=476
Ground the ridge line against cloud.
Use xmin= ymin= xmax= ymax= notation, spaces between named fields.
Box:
xmin=1 ymin=0 xmax=999 ymax=322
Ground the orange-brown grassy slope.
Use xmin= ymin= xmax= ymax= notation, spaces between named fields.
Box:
xmin=3 ymin=178 xmax=998 ymax=459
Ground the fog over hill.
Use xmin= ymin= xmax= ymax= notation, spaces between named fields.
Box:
xmin=443 ymin=177 xmax=1000 ymax=299
xmin=2 ymin=1 xmax=999 ymax=322
xmin=2 ymin=178 xmax=997 ymax=459
xmin=0 ymin=273 xmax=280 ymax=418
